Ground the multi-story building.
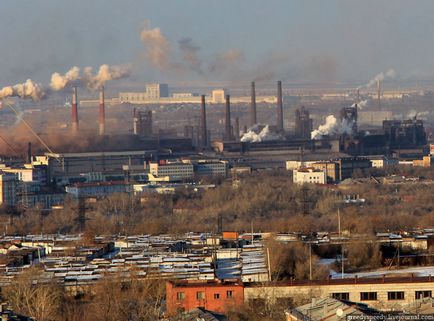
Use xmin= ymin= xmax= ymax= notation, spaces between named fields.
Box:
xmin=293 ymin=168 xmax=326 ymax=185
xmin=148 ymin=161 xmax=194 ymax=181
xmin=145 ymin=83 xmax=169 ymax=99
xmin=0 ymin=172 xmax=17 ymax=206
xmin=193 ymin=161 xmax=227 ymax=177
xmin=311 ymin=161 xmax=340 ymax=183
xmin=211 ymin=89 xmax=227 ymax=104
xmin=166 ymin=280 xmax=244 ymax=315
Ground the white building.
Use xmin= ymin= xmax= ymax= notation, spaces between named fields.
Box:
xmin=211 ymin=89 xmax=227 ymax=104
xmin=148 ymin=162 xmax=194 ymax=181
xmin=286 ymin=161 xmax=316 ymax=170
xmin=293 ymin=168 xmax=326 ymax=185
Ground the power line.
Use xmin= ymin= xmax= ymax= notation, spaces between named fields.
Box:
xmin=3 ymin=99 xmax=56 ymax=155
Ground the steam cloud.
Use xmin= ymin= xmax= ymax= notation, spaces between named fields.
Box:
xmin=351 ymin=99 xmax=368 ymax=109
xmin=0 ymin=79 xmax=44 ymax=101
xmin=241 ymin=124 xmax=282 ymax=143
xmin=83 ymin=64 xmax=132 ymax=90
xmin=311 ymin=114 xmax=356 ymax=139
xmin=50 ymin=66 xmax=80 ymax=91
xmin=365 ymin=68 xmax=396 ymax=88
xmin=140 ymin=20 xmax=171 ymax=70
xmin=50 ymin=64 xmax=131 ymax=91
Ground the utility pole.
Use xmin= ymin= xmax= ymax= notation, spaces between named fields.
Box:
xmin=309 ymin=243 xmax=312 ymax=281
xmin=338 ymin=208 xmax=341 ymax=238
xmin=341 ymin=244 xmax=345 ymax=279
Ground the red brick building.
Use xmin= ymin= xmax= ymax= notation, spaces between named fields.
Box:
xmin=166 ymin=280 xmax=244 ymax=315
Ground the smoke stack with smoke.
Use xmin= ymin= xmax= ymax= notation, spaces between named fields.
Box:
xmin=71 ymin=87 xmax=79 ymax=134
xmin=365 ymin=68 xmax=396 ymax=88
xmin=235 ymin=117 xmax=240 ymax=141
xmin=0 ymin=79 xmax=44 ymax=101
xmin=225 ymin=94 xmax=232 ymax=140
xmin=50 ymin=66 xmax=80 ymax=91
xmin=277 ymin=80 xmax=284 ymax=132
xmin=250 ymin=81 xmax=257 ymax=126
xmin=311 ymin=112 xmax=358 ymax=140
xmin=377 ymin=79 xmax=381 ymax=110
xmin=99 ymin=86 xmax=105 ymax=136
xmin=83 ymin=64 xmax=131 ymax=90
xmin=200 ymin=95 xmax=207 ymax=147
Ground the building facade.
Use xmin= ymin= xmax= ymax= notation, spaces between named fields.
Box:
xmin=293 ymin=168 xmax=326 ymax=185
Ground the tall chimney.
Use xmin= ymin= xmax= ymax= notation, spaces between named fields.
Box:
xmin=277 ymin=80 xmax=284 ymax=132
xmin=250 ymin=81 xmax=257 ymax=126
xmin=356 ymin=88 xmax=360 ymax=104
xmin=98 ymin=86 xmax=105 ymax=136
xmin=225 ymin=94 xmax=232 ymax=140
xmin=377 ymin=79 xmax=381 ymax=110
xmin=235 ymin=117 xmax=240 ymax=141
xmin=200 ymin=95 xmax=207 ymax=147
xmin=71 ymin=87 xmax=79 ymax=134
xmin=27 ymin=142 xmax=32 ymax=164
xmin=133 ymin=108 xmax=138 ymax=135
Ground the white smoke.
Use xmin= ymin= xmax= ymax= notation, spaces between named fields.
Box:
xmin=311 ymin=115 xmax=356 ymax=140
xmin=241 ymin=124 xmax=282 ymax=143
xmin=351 ymin=99 xmax=368 ymax=110
xmin=140 ymin=20 xmax=171 ymax=70
xmin=407 ymin=109 xmax=429 ymax=120
xmin=50 ymin=64 xmax=131 ymax=91
xmin=365 ymin=68 xmax=396 ymax=88
xmin=83 ymin=64 xmax=132 ymax=90
xmin=0 ymin=79 xmax=45 ymax=101
xmin=50 ymin=66 xmax=80 ymax=91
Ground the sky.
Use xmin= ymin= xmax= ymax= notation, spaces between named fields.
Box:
xmin=2 ymin=0 xmax=434 ymax=88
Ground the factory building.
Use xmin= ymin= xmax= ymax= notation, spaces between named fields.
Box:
xmin=0 ymin=172 xmax=18 ymax=206
xmin=119 ymin=83 xmax=168 ymax=103
xmin=292 ymin=168 xmax=326 ymax=185
xmin=294 ymin=107 xmax=313 ymax=139
xmin=148 ymin=161 xmax=194 ymax=181
xmin=133 ymin=110 xmax=153 ymax=137
xmin=193 ymin=161 xmax=228 ymax=177
xmin=39 ymin=151 xmax=154 ymax=185
xmin=383 ymin=119 xmax=427 ymax=149
xmin=310 ymin=157 xmax=371 ymax=183
xmin=66 ymin=181 xmax=131 ymax=198
xmin=358 ymin=111 xmax=393 ymax=127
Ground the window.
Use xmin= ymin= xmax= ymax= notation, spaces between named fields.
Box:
xmin=332 ymin=293 xmax=349 ymax=301
xmin=360 ymin=292 xmax=377 ymax=301
xmin=226 ymin=290 xmax=234 ymax=298
xmin=415 ymin=291 xmax=432 ymax=300
xmin=388 ymin=292 xmax=405 ymax=300
xmin=214 ymin=293 xmax=220 ymax=299
xmin=176 ymin=292 xmax=185 ymax=301
xmin=196 ymin=291 xmax=205 ymax=300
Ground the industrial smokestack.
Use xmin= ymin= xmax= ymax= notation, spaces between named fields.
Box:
xmin=200 ymin=95 xmax=207 ymax=147
xmin=235 ymin=117 xmax=240 ymax=141
xmin=357 ymin=88 xmax=360 ymax=104
xmin=225 ymin=94 xmax=232 ymax=140
xmin=277 ymin=80 xmax=284 ymax=132
xmin=250 ymin=81 xmax=257 ymax=126
xmin=27 ymin=142 xmax=32 ymax=164
xmin=377 ymin=79 xmax=381 ymax=110
xmin=71 ymin=87 xmax=79 ymax=134
xmin=98 ymin=86 xmax=105 ymax=136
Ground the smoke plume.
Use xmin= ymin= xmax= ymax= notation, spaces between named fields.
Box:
xmin=241 ymin=124 xmax=282 ymax=142
xmin=83 ymin=64 xmax=132 ymax=90
xmin=140 ymin=20 xmax=171 ymax=70
xmin=0 ymin=79 xmax=45 ymax=101
xmin=311 ymin=114 xmax=356 ymax=139
xmin=365 ymin=68 xmax=396 ymax=88
xmin=351 ymin=99 xmax=368 ymax=109
xmin=178 ymin=37 xmax=203 ymax=75
xmin=50 ymin=66 xmax=80 ymax=91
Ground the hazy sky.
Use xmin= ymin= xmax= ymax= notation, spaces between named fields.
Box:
xmin=2 ymin=0 xmax=434 ymax=87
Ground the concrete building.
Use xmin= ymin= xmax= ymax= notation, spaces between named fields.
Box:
xmin=0 ymin=172 xmax=17 ymax=206
xmin=145 ymin=83 xmax=169 ymax=99
xmin=148 ymin=161 xmax=194 ymax=181
xmin=211 ymin=89 xmax=227 ymax=104
xmin=311 ymin=161 xmax=340 ymax=183
xmin=41 ymin=151 xmax=154 ymax=184
xmin=244 ymin=276 xmax=434 ymax=311
xmin=193 ymin=161 xmax=227 ymax=177
xmin=293 ymin=168 xmax=326 ymax=185
xmin=166 ymin=280 xmax=244 ymax=315
xmin=370 ymin=157 xmax=399 ymax=168
xmin=65 ymin=181 xmax=131 ymax=198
